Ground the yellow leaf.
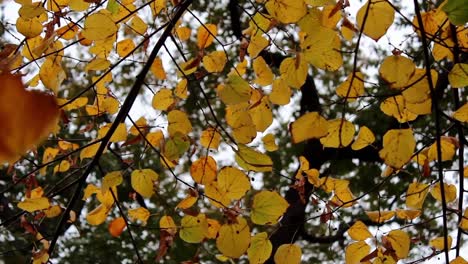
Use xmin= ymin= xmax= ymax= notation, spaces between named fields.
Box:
xmin=206 ymin=218 xmax=221 ymax=239
xmin=216 ymin=216 xmax=251 ymax=258
xmin=18 ymin=197 xmax=50 ymax=212
xmin=253 ymin=57 xmax=274 ymax=86
xmin=102 ymin=171 xmax=123 ymax=193
xmin=431 ymin=182 xmax=457 ymax=203
xmin=197 ymin=24 xmax=217 ymax=49
xmin=175 ymin=26 xmax=191 ymax=41
xmin=235 ymin=144 xmax=273 ymax=172
xmin=40 ymin=58 xmax=66 ymax=93
xmin=226 ymin=104 xmax=256 ymax=144
xmin=365 ymin=210 xmax=395 ymax=223
xmin=351 ymin=126 xmax=375 ymax=150
xmin=108 ymin=217 xmax=126 ymax=237
xmin=430 ymin=236 xmax=452 ymax=250
xmin=86 ymin=204 xmax=110 ymax=225
xmin=217 ymin=75 xmax=252 ymax=105
xmin=19 ymin=2 xmax=46 ymax=19
xmin=451 ymin=256 xmax=468 ymax=264
xmin=273 ymin=56 xmax=309 ymax=88
xmin=249 ymin=96 xmax=273 ymax=132
xmin=379 ymin=129 xmax=415 ymax=168
xmin=82 ymin=12 xmax=117 ymax=41
xmin=116 ymin=39 xmax=135 ymax=57
xmin=44 ymin=205 xmax=62 ymax=218
xmin=380 ymin=95 xmax=417 ymax=123
xmin=167 ymin=110 xmax=192 ymax=136
xmin=247 ymin=232 xmax=272 ymax=264
xmin=347 ymin=221 xmax=372 ymax=241
xmin=129 ymin=117 xmax=147 ymax=136
xmin=336 ymin=72 xmax=365 ymax=101
xmin=53 ymin=160 xmax=70 ymax=173
xmin=290 ymin=112 xmax=329 ymax=143
xmin=205 ymin=181 xmax=230 ymax=208
xmin=262 ymin=133 xmax=278 ymax=152
xmin=179 ymin=214 xmax=209 ymax=243
xmin=149 ymin=0 xmax=165 ymax=17
xmin=320 ymin=119 xmax=355 ymax=148
xmin=150 ymin=57 xmax=167 ymax=80
xmin=152 ymin=88 xmax=174 ymax=111
xmin=80 ymin=142 xmax=101 ymax=160
xmin=129 ymin=15 xmax=147 ymax=35
xmin=190 ymin=156 xmax=217 ymax=185
xmin=274 ymin=244 xmax=302 ymax=264
xmin=321 ymin=4 xmax=342 ymax=28
xmin=69 ymin=0 xmax=89 ymax=11
xmin=97 ymin=186 xmax=116 ymax=208
xmin=251 ymin=190 xmax=289 ymax=225
xmin=147 ymin=130 xmax=164 ymax=148
xmin=176 ymin=194 xmax=198 ymax=209
xmin=217 ymin=166 xmax=251 ymax=200
xmin=16 ymin=17 xmax=42 ymax=38
xmin=269 ymin=78 xmax=291 ymax=105
xmin=453 ymin=102 xmax=468 ymax=122
xmin=98 ymin=123 xmax=127 ymax=142
xmin=379 ymin=55 xmax=416 ymax=89
xmin=160 ymin=215 xmax=177 ymax=235
xmin=448 ymin=63 xmax=468 ymax=88
xmin=428 ymin=137 xmax=457 ymax=162
xmin=406 ymin=182 xmax=429 ymax=209
xmin=265 ymin=0 xmax=307 ymax=24
xmin=248 ymin=34 xmax=269 ymax=58
xmin=395 ymin=209 xmax=421 ymax=220
xmin=386 ymin=230 xmax=410 ymax=259
xmin=128 ymin=207 xmax=150 ymax=225
xmin=86 ymin=58 xmax=111 ymax=71
xmin=301 ymin=26 xmax=343 ymax=71
xmin=56 ymin=22 xmax=78 ymax=40
xmin=174 ymin=78 xmax=188 ymax=99
xmin=345 ymin=241 xmax=370 ymax=264
xmin=131 ymin=169 xmax=158 ymax=198
xmin=200 ymin=127 xmax=221 ymax=149
xmin=356 ymin=0 xmax=395 ymax=41
xmin=0 ymin=73 xmax=59 ymax=164
xmin=203 ymin=50 xmax=227 ymax=73
xmin=58 ymin=97 xmax=88 ymax=111
xmin=460 ymin=208 xmax=468 ymax=231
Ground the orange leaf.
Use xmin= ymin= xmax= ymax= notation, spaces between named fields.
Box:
xmin=108 ymin=217 xmax=127 ymax=237
xmin=0 ymin=72 xmax=59 ymax=163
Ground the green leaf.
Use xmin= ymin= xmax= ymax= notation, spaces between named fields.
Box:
xmin=442 ymin=0 xmax=468 ymax=25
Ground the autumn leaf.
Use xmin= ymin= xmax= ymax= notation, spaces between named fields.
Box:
xmin=357 ymin=0 xmax=395 ymax=41
xmin=131 ymin=169 xmax=158 ymax=198
xmin=216 ymin=216 xmax=251 ymax=258
xmin=274 ymin=244 xmax=302 ymax=264
xmin=251 ymin=190 xmax=289 ymax=225
xmin=0 ymin=72 xmax=59 ymax=164
xmin=179 ymin=214 xmax=208 ymax=243
xmin=108 ymin=217 xmax=126 ymax=237
xmin=379 ymin=129 xmax=416 ymax=168
xmin=345 ymin=241 xmax=370 ymax=264
xmin=247 ymin=232 xmax=272 ymax=264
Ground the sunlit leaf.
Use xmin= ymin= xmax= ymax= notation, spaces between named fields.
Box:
xmin=82 ymin=12 xmax=117 ymax=41
xmin=0 ymin=73 xmax=59 ymax=163
xmin=216 ymin=216 xmax=251 ymax=258
xmin=365 ymin=210 xmax=395 ymax=223
xmin=128 ymin=207 xmax=150 ymax=225
xmin=290 ymin=112 xmax=328 ymax=143
xmin=108 ymin=217 xmax=126 ymax=237
xmin=203 ymin=50 xmax=227 ymax=73
xmin=18 ymin=197 xmax=50 ymax=212
xmin=406 ymin=182 xmax=429 ymax=209
xmin=265 ymin=0 xmax=307 ymax=24
xmin=274 ymin=244 xmax=301 ymax=264
xmin=180 ymin=214 xmax=208 ymax=243
xmin=430 ymin=182 xmax=457 ymax=203
xmin=152 ymin=88 xmax=174 ymax=111
xmin=251 ymin=190 xmax=289 ymax=225
xmin=453 ymin=102 xmax=468 ymax=122
xmin=218 ymin=75 xmax=252 ymax=105
xmin=247 ymin=232 xmax=272 ymax=264
xmin=197 ymin=24 xmax=217 ymax=49
xmin=320 ymin=119 xmax=355 ymax=148
xmin=351 ymin=126 xmax=375 ymax=150
xmin=386 ymin=230 xmax=410 ymax=259
xmin=102 ymin=171 xmax=123 ymax=193
xmin=336 ymin=72 xmax=365 ymax=101
xmin=379 ymin=55 xmax=416 ymax=89
xmin=160 ymin=215 xmax=177 ymax=235
xmin=190 ymin=156 xmax=217 ymax=185
xmin=167 ymin=110 xmax=192 ymax=136
xmin=86 ymin=205 xmax=110 ymax=226
xmin=217 ymin=166 xmax=250 ymax=200
xmin=347 ymin=221 xmax=372 ymax=241
xmin=235 ymin=144 xmax=273 ymax=172
xmin=448 ymin=63 xmax=468 ymax=88
xmin=379 ymin=129 xmax=415 ymax=168
xmin=357 ymin=0 xmax=395 ymax=41
xmin=345 ymin=241 xmax=370 ymax=264
xmin=131 ymin=169 xmax=158 ymax=198
xmin=430 ymin=236 xmax=452 ymax=250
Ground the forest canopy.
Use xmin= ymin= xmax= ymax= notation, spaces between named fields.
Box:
xmin=0 ymin=0 xmax=467 ymax=263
